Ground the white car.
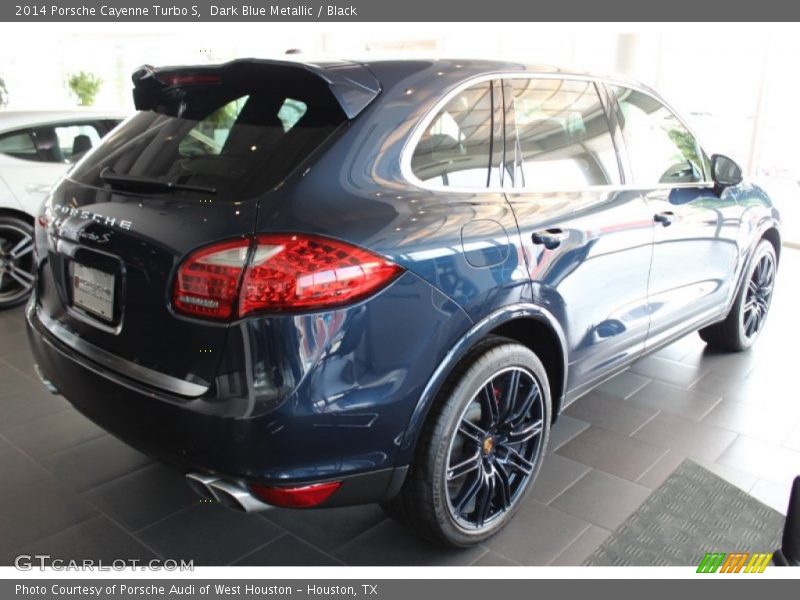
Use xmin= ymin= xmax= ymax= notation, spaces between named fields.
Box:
xmin=0 ymin=110 xmax=124 ymax=308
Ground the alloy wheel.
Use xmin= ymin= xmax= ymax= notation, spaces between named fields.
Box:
xmin=445 ymin=366 xmax=545 ymax=530
xmin=742 ymin=252 xmax=775 ymax=339
xmin=0 ymin=223 xmax=35 ymax=306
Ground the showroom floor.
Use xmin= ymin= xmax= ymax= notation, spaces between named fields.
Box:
xmin=1 ymin=251 xmax=798 ymax=567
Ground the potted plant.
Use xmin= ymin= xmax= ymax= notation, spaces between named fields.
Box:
xmin=67 ymin=71 xmax=103 ymax=106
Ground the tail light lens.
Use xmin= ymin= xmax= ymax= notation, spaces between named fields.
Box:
xmin=238 ymin=234 xmax=402 ymax=317
xmin=173 ymin=234 xmax=402 ymax=320
xmin=173 ymin=239 xmax=250 ymax=319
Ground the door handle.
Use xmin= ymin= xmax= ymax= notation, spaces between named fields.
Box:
xmin=531 ymin=228 xmax=567 ymax=250
xmin=654 ymin=211 xmax=675 ymax=226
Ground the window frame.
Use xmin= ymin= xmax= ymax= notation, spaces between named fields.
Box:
xmin=401 ymin=72 xmax=714 ymax=194
xmin=605 ymin=83 xmax=713 ymax=188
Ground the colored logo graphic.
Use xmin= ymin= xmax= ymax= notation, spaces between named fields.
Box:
xmin=696 ymin=552 xmax=773 ymax=573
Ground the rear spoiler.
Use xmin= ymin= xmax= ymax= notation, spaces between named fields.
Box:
xmin=131 ymin=58 xmax=381 ymax=120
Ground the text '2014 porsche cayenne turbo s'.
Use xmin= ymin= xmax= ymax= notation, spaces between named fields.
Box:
xmin=26 ymin=59 xmax=781 ymax=547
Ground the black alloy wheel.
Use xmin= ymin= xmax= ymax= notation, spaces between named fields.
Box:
xmin=445 ymin=366 xmax=545 ymax=530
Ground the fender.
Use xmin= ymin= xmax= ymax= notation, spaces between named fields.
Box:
xmin=396 ymin=302 xmax=569 ymax=466
xmin=724 ymin=209 xmax=781 ymax=318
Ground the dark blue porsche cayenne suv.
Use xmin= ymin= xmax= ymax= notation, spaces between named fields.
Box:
xmin=26 ymin=58 xmax=781 ymax=547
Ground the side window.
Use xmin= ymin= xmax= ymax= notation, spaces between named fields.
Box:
xmin=510 ymin=78 xmax=621 ymax=189
xmin=0 ymin=130 xmax=40 ymax=162
xmin=612 ymin=87 xmax=706 ymax=186
xmin=410 ymin=81 xmax=498 ymax=188
xmin=52 ymin=123 xmax=103 ymax=162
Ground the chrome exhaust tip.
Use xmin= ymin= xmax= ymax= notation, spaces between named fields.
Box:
xmin=207 ymin=479 xmax=272 ymax=513
xmin=185 ymin=472 xmax=221 ymax=501
xmin=33 ymin=364 xmax=58 ymax=394
xmin=185 ymin=472 xmax=272 ymax=513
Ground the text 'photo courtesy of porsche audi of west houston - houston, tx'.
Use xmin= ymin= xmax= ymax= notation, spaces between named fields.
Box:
xmin=25 ymin=58 xmax=781 ymax=547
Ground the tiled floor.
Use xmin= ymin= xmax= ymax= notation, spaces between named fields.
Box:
xmin=1 ymin=250 xmax=798 ymax=567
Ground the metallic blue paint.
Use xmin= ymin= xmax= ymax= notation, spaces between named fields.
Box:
xmin=26 ymin=59 xmax=781 ymax=507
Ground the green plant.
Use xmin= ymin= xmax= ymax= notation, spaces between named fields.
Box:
xmin=67 ymin=71 xmax=102 ymax=106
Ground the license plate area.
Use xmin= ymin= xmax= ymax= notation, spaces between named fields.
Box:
xmin=70 ymin=262 xmax=115 ymax=322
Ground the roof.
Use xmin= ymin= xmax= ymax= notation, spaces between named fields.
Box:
xmin=0 ymin=110 xmax=127 ymax=133
xmin=355 ymin=58 xmax=646 ymax=88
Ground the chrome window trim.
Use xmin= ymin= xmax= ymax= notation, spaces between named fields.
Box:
xmin=35 ymin=305 xmax=209 ymax=398
xmin=399 ymin=71 xmax=714 ymax=194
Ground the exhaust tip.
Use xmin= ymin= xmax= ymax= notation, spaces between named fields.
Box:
xmin=207 ymin=479 xmax=272 ymax=513
xmin=185 ymin=472 xmax=221 ymax=501
xmin=33 ymin=364 xmax=58 ymax=394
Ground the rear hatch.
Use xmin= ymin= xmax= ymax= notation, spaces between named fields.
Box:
xmin=35 ymin=59 xmax=378 ymax=397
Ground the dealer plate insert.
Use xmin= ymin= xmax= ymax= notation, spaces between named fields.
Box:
xmin=71 ymin=263 xmax=115 ymax=322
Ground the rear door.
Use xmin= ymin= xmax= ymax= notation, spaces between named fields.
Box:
xmin=400 ymin=77 xmax=529 ymax=321
xmin=504 ymin=77 xmax=654 ymax=396
xmin=608 ymin=85 xmax=742 ymax=347
xmin=35 ymin=61 xmax=367 ymax=397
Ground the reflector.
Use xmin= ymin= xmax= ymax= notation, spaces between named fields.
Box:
xmin=249 ymin=481 xmax=342 ymax=508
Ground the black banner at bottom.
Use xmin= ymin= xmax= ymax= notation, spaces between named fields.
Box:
xmin=3 ymin=579 xmax=799 ymax=600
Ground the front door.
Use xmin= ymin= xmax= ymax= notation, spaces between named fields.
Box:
xmin=609 ymin=86 xmax=742 ymax=348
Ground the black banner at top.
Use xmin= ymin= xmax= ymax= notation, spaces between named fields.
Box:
xmin=2 ymin=0 xmax=800 ymax=22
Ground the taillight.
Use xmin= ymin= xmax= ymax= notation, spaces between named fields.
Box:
xmin=239 ymin=234 xmax=402 ymax=317
xmin=173 ymin=234 xmax=402 ymax=320
xmin=249 ymin=481 xmax=342 ymax=508
xmin=173 ymin=238 xmax=250 ymax=319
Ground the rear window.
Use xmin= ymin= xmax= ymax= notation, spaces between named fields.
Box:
xmin=70 ymin=70 xmax=346 ymax=200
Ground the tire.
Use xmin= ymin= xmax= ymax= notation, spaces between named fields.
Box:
xmin=699 ymin=239 xmax=777 ymax=352
xmin=383 ymin=336 xmax=551 ymax=547
xmin=0 ymin=216 xmax=35 ymax=309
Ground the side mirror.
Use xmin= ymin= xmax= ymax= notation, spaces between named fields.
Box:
xmin=711 ymin=154 xmax=743 ymax=188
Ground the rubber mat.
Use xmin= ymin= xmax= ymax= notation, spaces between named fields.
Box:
xmin=584 ymin=460 xmax=785 ymax=566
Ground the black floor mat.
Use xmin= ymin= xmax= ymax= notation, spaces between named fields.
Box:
xmin=585 ymin=460 xmax=785 ymax=566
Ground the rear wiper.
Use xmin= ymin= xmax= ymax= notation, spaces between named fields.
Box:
xmin=100 ymin=167 xmax=217 ymax=195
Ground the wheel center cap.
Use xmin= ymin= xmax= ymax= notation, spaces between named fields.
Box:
xmin=482 ymin=435 xmax=495 ymax=455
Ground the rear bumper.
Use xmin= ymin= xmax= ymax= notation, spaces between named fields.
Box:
xmin=26 ymin=301 xmax=405 ymax=506
xmin=25 ymin=268 xmax=473 ymax=506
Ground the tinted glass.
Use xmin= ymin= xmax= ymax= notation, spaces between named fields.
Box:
xmin=613 ymin=86 xmax=705 ymax=186
xmin=411 ymin=81 xmax=498 ymax=188
xmin=510 ymin=78 xmax=620 ymax=189
xmin=0 ymin=130 xmax=39 ymax=161
xmin=70 ymin=77 xmax=345 ymax=201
